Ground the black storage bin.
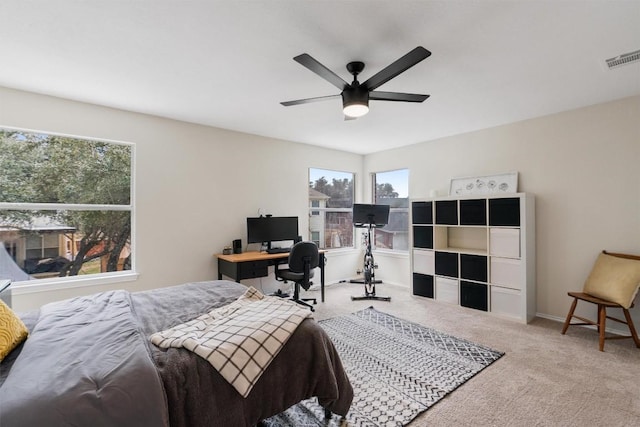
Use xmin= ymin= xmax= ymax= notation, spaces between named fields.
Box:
xmin=413 ymin=226 xmax=433 ymax=249
xmin=435 ymin=251 xmax=458 ymax=278
xmin=460 ymin=254 xmax=488 ymax=282
xmin=460 ymin=199 xmax=487 ymax=225
xmin=413 ymin=273 xmax=434 ymax=298
xmin=489 ymin=197 xmax=520 ymax=226
xmin=435 ymin=200 xmax=458 ymax=225
xmin=412 ymin=201 xmax=433 ymax=224
xmin=460 ymin=281 xmax=488 ymax=311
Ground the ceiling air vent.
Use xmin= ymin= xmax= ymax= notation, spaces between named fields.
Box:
xmin=605 ymin=49 xmax=640 ymax=69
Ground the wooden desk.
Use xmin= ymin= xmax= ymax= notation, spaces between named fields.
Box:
xmin=216 ymin=250 xmax=326 ymax=302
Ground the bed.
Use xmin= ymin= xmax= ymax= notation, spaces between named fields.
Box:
xmin=0 ymin=280 xmax=353 ymax=427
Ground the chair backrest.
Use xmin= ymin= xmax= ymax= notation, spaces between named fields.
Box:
xmin=583 ymin=250 xmax=640 ymax=309
xmin=287 ymin=241 xmax=319 ymax=273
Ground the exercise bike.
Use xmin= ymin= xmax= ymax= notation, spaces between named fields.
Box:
xmin=350 ymin=204 xmax=391 ymax=302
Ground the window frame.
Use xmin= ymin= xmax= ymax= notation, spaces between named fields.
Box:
xmin=0 ymin=126 xmax=137 ymax=292
xmin=308 ymin=167 xmax=355 ymax=250
xmin=372 ymin=168 xmax=410 ymax=253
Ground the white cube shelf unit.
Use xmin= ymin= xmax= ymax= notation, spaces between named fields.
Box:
xmin=411 ymin=193 xmax=535 ymax=323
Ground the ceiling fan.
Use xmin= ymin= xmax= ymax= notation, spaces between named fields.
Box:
xmin=281 ymin=46 xmax=431 ymax=119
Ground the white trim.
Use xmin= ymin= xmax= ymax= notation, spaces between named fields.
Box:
xmin=0 ymin=203 xmax=131 ymax=211
xmin=325 ymin=247 xmax=359 ymax=256
xmin=11 ymin=272 xmax=139 ymax=295
xmin=0 ymin=125 xmax=133 ymax=147
xmin=374 ymin=248 xmax=409 ymax=259
xmin=130 ymin=143 xmax=137 ymax=271
xmin=535 ymin=312 xmax=565 ymax=323
xmin=1 ymin=125 xmax=138 ymax=283
xmin=536 ymin=311 xmax=631 ymax=337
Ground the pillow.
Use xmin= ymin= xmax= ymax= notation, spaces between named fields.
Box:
xmin=0 ymin=300 xmax=29 ymax=361
xmin=583 ymin=252 xmax=640 ymax=309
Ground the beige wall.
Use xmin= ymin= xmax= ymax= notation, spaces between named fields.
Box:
xmin=0 ymin=86 xmax=363 ymax=311
xmin=3 ymin=85 xmax=639 ymax=330
xmin=366 ymin=96 xmax=640 ymax=327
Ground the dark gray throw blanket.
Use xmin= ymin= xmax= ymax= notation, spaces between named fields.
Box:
xmin=0 ymin=290 xmax=169 ymax=427
xmin=134 ymin=280 xmax=353 ymax=427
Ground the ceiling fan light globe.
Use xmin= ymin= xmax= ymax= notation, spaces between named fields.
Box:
xmin=343 ymin=103 xmax=369 ymax=118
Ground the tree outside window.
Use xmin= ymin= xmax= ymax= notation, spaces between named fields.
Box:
xmin=373 ymin=169 xmax=409 ymax=251
xmin=0 ymin=128 xmax=133 ymax=283
xmin=309 ymin=168 xmax=354 ymax=249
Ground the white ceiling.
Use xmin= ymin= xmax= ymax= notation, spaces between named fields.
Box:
xmin=1 ymin=1 xmax=639 ymax=155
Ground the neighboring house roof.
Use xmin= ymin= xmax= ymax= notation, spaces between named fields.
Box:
xmin=309 ymin=187 xmax=330 ymax=200
xmin=378 ymin=211 xmax=408 ymax=234
xmin=377 ymin=197 xmax=409 ymax=208
xmin=374 ymin=198 xmax=409 ymax=233
xmin=0 ymin=216 xmax=75 ymax=233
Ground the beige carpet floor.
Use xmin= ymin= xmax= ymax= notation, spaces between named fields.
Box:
xmin=294 ymin=281 xmax=640 ymax=427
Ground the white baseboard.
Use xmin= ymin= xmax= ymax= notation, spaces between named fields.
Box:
xmin=536 ymin=311 xmax=631 ymax=336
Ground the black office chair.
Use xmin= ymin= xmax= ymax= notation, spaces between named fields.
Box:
xmin=275 ymin=241 xmax=319 ymax=311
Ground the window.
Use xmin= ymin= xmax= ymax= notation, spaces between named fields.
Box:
xmin=26 ymin=233 xmax=60 ymax=259
xmin=373 ymin=169 xmax=409 ymax=251
xmin=310 ymin=231 xmax=320 ymax=247
xmin=310 ymin=200 xmax=320 ymax=216
xmin=309 ymin=168 xmax=354 ymax=249
xmin=0 ymin=127 xmax=133 ymax=284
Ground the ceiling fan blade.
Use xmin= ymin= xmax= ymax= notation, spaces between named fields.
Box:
xmin=369 ymin=91 xmax=430 ymax=102
xmin=280 ymin=94 xmax=340 ymax=106
xmin=293 ymin=53 xmax=350 ymax=91
xmin=362 ymin=46 xmax=431 ymax=91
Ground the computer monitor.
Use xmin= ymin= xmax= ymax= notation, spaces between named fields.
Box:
xmin=246 ymin=216 xmax=299 ymax=248
xmin=352 ymin=204 xmax=390 ymax=227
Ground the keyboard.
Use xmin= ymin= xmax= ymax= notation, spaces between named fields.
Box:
xmin=266 ymin=247 xmax=291 ymax=254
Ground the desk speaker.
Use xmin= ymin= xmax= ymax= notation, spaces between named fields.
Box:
xmin=233 ymin=239 xmax=242 ymax=254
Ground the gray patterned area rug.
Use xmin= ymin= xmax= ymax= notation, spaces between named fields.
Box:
xmin=263 ymin=306 xmax=504 ymax=427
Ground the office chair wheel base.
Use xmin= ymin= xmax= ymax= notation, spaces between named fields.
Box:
xmin=272 ymin=289 xmax=290 ymax=298
xmin=293 ymin=299 xmax=316 ymax=312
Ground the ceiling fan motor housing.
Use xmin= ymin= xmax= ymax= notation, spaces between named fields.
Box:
xmin=342 ymin=86 xmax=369 ymax=117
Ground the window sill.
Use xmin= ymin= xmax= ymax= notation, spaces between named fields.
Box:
xmin=10 ymin=272 xmax=139 ymax=296
xmin=372 ymin=249 xmax=409 ymax=259
xmin=323 ymin=247 xmax=358 ymax=256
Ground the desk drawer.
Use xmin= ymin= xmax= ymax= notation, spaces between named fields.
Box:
xmin=238 ymin=260 xmax=269 ymax=279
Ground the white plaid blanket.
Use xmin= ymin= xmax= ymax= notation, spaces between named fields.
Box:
xmin=150 ymin=287 xmax=312 ymax=397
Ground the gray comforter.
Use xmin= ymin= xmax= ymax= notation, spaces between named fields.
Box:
xmin=0 ymin=290 xmax=169 ymax=427
xmin=0 ymin=280 xmax=353 ymax=427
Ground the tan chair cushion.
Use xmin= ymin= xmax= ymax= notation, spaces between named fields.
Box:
xmin=583 ymin=253 xmax=640 ymax=309
xmin=0 ymin=300 xmax=29 ymax=361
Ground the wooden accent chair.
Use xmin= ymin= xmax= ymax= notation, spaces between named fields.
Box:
xmin=562 ymin=250 xmax=640 ymax=351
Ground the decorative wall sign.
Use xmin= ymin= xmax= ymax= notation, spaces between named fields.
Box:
xmin=449 ymin=172 xmax=518 ymax=196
